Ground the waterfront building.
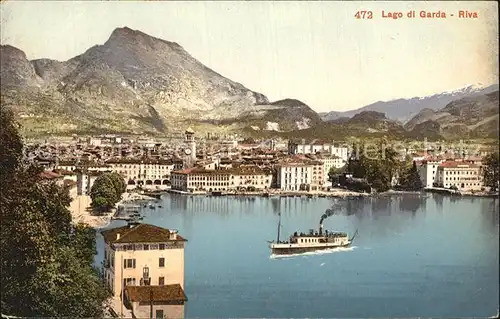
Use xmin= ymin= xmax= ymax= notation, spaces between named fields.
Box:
xmin=417 ymin=159 xmax=444 ymax=188
xmin=170 ymin=166 xmax=272 ymax=192
xmin=106 ymin=158 xmax=175 ymax=187
xmin=101 ymin=223 xmax=188 ymax=319
xmin=275 ymin=157 xmax=325 ymax=191
xmin=435 ymin=160 xmax=484 ymax=191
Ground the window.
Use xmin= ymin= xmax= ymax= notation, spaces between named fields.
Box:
xmin=124 ymin=258 xmax=136 ymax=269
xmin=123 ymin=278 xmax=136 ymax=286
xmin=156 ymin=309 xmax=164 ymax=319
xmin=159 ymin=276 xmax=165 ymax=285
xmin=159 ymin=257 xmax=165 ymax=267
xmin=143 ymin=244 xmax=149 ymax=250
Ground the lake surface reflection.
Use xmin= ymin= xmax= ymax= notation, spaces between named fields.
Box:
xmin=96 ymin=193 xmax=499 ymax=318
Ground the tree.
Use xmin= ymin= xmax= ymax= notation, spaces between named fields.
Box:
xmin=90 ymin=171 xmax=126 ymax=212
xmin=346 ymin=140 xmax=399 ymax=192
xmin=109 ymin=171 xmax=126 ymax=195
xmin=483 ymin=151 xmax=499 ymax=191
xmin=399 ymin=161 xmax=424 ymax=191
xmin=0 ymin=107 xmax=111 ymax=317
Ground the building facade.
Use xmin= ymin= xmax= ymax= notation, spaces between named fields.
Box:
xmin=184 ymin=128 xmax=197 ymax=165
xmin=287 ymin=139 xmax=349 ymax=161
xmin=106 ymin=159 xmax=175 ymax=186
xmin=75 ymin=170 xmax=110 ymax=195
xmin=317 ymin=155 xmax=346 ymax=182
xmin=101 ymin=223 xmax=187 ymax=319
xmin=435 ymin=161 xmax=484 ymax=191
xmin=170 ymin=166 xmax=272 ymax=192
xmin=276 ymin=159 xmax=325 ymax=191
xmin=417 ymin=159 xmax=444 ymax=188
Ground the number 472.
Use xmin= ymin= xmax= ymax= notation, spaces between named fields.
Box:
xmin=355 ymin=11 xmax=373 ymax=19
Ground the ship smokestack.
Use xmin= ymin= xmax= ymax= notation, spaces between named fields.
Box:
xmin=319 ymin=223 xmax=323 ymax=235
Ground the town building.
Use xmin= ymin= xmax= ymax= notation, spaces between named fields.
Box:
xmin=313 ymin=154 xmax=346 ymax=182
xmin=101 ymin=222 xmax=188 ymax=319
xmin=275 ymin=157 xmax=325 ymax=191
xmin=417 ymin=159 xmax=444 ymax=188
xmin=106 ymin=158 xmax=175 ymax=187
xmin=183 ymin=128 xmax=197 ymax=166
xmin=75 ymin=169 xmax=107 ymax=195
xmin=435 ymin=160 xmax=484 ymax=191
xmin=170 ymin=166 xmax=272 ymax=192
xmin=287 ymin=139 xmax=349 ymax=161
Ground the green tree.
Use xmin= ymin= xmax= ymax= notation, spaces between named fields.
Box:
xmin=72 ymin=222 xmax=99 ymax=265
xmin=91 ymin=196 xmax=111 ymax=213
xmin=399 ymin=161 xmax=424 ymax=191
xmin=483 ymin=151 xmax=499 ymax=190
xmin=347 ymin=140 xmax=399 ymax=192
xmin=90 ymin=171 xmax=126 ymax=213
xmin=109 ymin=171 xmax=126 ymax=195
xmin=0 ymin=107 xmax=111 ymax=317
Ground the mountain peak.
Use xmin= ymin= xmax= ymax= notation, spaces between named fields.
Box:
xmin=106 ymin=27 xmax=180 ymax=50
xmin=1 ymin=44 xmax=27 ymax=59
xmin=270 ymin=99 xmax=308 ymax=107
xmin=109 ymin=27 xmax=142 ymax=39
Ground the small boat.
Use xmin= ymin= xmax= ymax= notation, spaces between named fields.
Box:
xmin=158 ymin=205 xmax=163 ymax=208
xmin=149 ymin=204 xmax=155 ymax=209
xmin=268 ymin=209 xmax=357 ymax=255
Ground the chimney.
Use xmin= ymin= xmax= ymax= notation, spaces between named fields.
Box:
xmin=116 ymin=233 xmax=120 ymax=240
xmin=169 ymin=230 xmax=178 ymax=240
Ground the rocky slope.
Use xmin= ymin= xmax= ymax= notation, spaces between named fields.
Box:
xmin=1 ymin=27 xmax=318 ymax=136
xmin=404 ymin=90 xmax=499 ymax=139
xmin=259 ymin=110 xmax=443 ymax=141
xmin=320 ymin=84 xmax=499 ymax=123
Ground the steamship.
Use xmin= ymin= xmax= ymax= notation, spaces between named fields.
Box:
xmin=268 ymin=212 xmax=358 ymax=255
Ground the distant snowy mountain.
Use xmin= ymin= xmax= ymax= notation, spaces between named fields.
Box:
xmin=320 ymin=83 xmax=499 ymax=123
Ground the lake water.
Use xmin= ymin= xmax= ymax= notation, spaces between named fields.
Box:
xmin=96 ymin=193 xmax=499 ymax=318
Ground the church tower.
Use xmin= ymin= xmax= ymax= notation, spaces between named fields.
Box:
xmin=185 ymin=127 xmax=196 ymax=162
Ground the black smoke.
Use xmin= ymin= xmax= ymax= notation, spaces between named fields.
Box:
xmin=320 ymin=196 xmax=364 ymax=224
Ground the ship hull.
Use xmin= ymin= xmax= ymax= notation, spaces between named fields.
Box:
xmin=270 ymin=242 xmax=352 ymax=255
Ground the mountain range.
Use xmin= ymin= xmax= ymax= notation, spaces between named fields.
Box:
xmin=1 ymin=27 xmax=320 ymax=136
xmin=319 ymin=83 xmax=499 ymax=123
xmin=1 ymin=27 xmax=498 ymax=140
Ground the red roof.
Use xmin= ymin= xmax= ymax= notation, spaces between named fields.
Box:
xmin=439 ymin=161 xmax=479 ymax=168
xmin=125 ymin=284 xmax=187 ymax=303
xmin=101 ymin=223 xmax=186 ymax=244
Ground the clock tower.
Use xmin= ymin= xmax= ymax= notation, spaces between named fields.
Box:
xmin=185 ymin=127 xmax=196 ymax=162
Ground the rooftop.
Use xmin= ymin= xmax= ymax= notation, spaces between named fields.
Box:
xmin=101 ymin=223 xmax=187 ymax=244
xmin=106 ymin=158 xmax=174 ymax=165
xmin=173 ymin=166 xmax=272 ymax=176
xmin=125 ymin=284 xmax=187 ymax=303
xmin=439 ymin=161 xmax=479 ymax=169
